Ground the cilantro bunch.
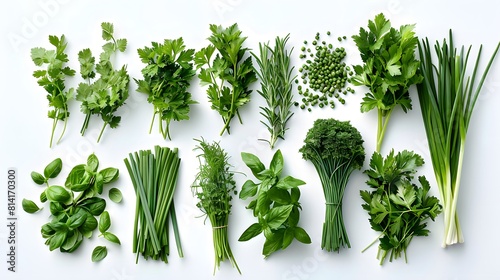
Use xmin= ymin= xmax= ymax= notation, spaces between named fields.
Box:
xmin=135 ymin=38 xmax=197 ymax=140
xmin=31 ymin=35 xmax=75 ymax=147
xmin=195 ymin=23 xmax=257 ymax=136
xmin=351 ymin=13 xmax=423 ymax=152
xmin=361 ymin=150 xmax=441 ymax=264
xmin=76 ymin=22 xmax=130 ymax=143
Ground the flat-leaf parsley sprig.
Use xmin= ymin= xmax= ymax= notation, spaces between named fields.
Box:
xmin=194 ymin=23 xmax=257 ymax=136
xmin=76 ymin=22 xmax=130 ymax=143
xmin=31 ymin=34 xmax=76 ymax=148
xmin=135 ymin=37 xmax=197 ymax=140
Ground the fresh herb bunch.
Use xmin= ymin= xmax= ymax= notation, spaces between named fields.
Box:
xmin=194 ymin=23 xmax=257 ymax=136
xmin=135 ymin=38 xmax=197 ymax=140
xmin=22 ymin=155 xmax=121 ymax=262
xmin=351 ymin=13 xmax=423 ymax=152
xmin=299 ymin=118 xmax=365 ymax=252
xmin=31 ymin=35 xmax=76 ymax=147
xmin=296 ymin=31 xmax=354 ymax=111
xmin=252 ymin=35 xmax=296 ymax=149
xmin=123 ymin=146 xmax=183 ymax=263
xmin=417 ymin=31 xmax=500 ymax=247
xmin=361 ymin=150 xmax=441 ymax=264
xmin=239 ymin=149 xmax=311 ymax=257
xmin=76 ymin=22 xmax=130 ymax=143
xmin=192 ymin=139 xmax=240 ymax=274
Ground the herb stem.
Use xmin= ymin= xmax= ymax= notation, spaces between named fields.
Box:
xmin=97 ymin=122 xmax=108 ymax=143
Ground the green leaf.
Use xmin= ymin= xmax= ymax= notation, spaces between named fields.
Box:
xmin=276 ymin=176 xmax=306 ymax=190
xmin=108 ymin=188 xmax=122 ymax=203
xmin=61 ymin=231 xmax=81 ymax=251
xmin=48 ymin=231 xmax=67 ymax=251
xmin=267 ymin=187 xmax=291 ymax=205
xmin=31 ymin=47 xmax=47 ymax=66
xmin=294 ymin=227 xmax=311 ymax=244
xmin=282 ymin=227 xmax=295 ymax=249
xmin=31 ymin=171 xmax=46 ymax=185
xmin=269 ymin=149 xmax=284 ymax=176
xmin=116 ymin=39 xmax=127 ymax=52
xmin=241 ymin=152 xmax=266 ymax=178
xmin=80 ymin=212 xmax=98 ymax=233
xmin=239 ymin=180 xmax=258 ymax=200
xmin=98 ymin=211 xmax=111 ymax=233
xmin=87 ymin=154 xmax=99 ymax=172
xmin=40 ymin=190 xmax=47 ymax=203
xmin=99 ymin=167 xmax=119 ymax=184
xmin=265 ymin=205 xmax=293 ymax=229
xmin=66 ymin=211 xmax=87 ymax=230
xmin=91 ymin=246 xmax=107 ymax=262
xmin=44 ymin=158 xmax=63 ymax=179
xmin=79 ymin=197 xmax=106 ymax=216
xmin=22 ymin=199 xmax=41 ymax=213
xmin=101 ymin=22 xmax=114 ymax=41
xmin=263 ymin=232 xmax=283 ymax=257
xmin=103 ymin=232 xmax=121 ymax=245
xmin=45 ymin=185 xmax=71 ymax=203
xmin=238 ymin=223 xmax=263 ymax=241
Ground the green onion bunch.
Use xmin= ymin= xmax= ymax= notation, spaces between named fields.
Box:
xmin=124 ymin=146 xmax=183 ymax=263
xmin=417 ymin=31 xmax=500 ymax=247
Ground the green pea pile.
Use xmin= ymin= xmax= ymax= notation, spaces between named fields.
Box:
xmin=295 ymin=32 xmax=354 ymax=111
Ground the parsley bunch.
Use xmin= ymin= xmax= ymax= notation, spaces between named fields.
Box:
xmin=361 ymin=150 xmax=441 ymax=264
xmin=351 ymin=13 xmax=423 ymax=152
xmin=195 ymin=23 xmax=257 ymax=136
xmin=135 ymin=38 xmax=197 ymax=140
xmin=31 ymin=35 xmax=76 ymax=147
xmin=76 ymin=22 xmax=130 ymax=143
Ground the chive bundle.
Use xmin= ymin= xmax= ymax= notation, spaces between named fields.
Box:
xmin=124 ymin=146 xmax=183 ymax=263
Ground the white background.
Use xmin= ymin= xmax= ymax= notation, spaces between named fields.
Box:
xmin=1 ymin=0 xmax=500 ymax=279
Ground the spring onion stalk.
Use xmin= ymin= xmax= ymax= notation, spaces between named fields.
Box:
xmin=417 ymin=30 xmax=500 ymax=247
xmin=124 ymin=146 xmax=183 ymax=262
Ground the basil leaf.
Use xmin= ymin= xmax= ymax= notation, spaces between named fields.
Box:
xmin=103 ymin=232 xmax=121 ymax=245
xmin=49 ymin=202 xmax=64 ymax=215
xmin=267 ymin=187 xmax=291 ymax=205
xmin=100 ymin=167 xmax=119 ymax=184
xmin=62 ymin=231 xmax=83 ymax=253
xmin=65 ymin=164 xmax=88 ymax=191
xmin=61 ymin=231 xmax=79 ymax=251
xmin=108 ymin=188 xmax=122 ymax=203
xmin=41 ymin=223 xmax=55 ymax=238
xmin=294 ymin=227 xmax=311 ymax=244
xmin=66 ymin=210 xmax=87 ymax=230
xmin=276 ymin=176 xmax=306 ymax=190
xmin=91 ymin=246 xmax=107 ymax=262
xmin=290 ymin=187 xmax=300 ymax=204
xmin=31 ymin=171 xmax=46 ymax=185
xmin=238 ymin=223 xmax=262 ymax=241
xmin=48 ymin=231 xmax=67 ymax=251
xmin=87 ymin=154 xmax=99 ymax=173
xmin=262 ymin=231 xmax=283 ymax=257
xmin=46 ymin=185 xmax=71 ymax=203
xmin=40 ymin=190 xmax=47 ymax=203
xmin=94 ymin=173 xmax=104 ymax=194
xmin=79 ymin=197 xmax=106 ymax=216
xmin=282 ymin=227 xmax=295 ymax=249
xmin=269 ymin=149 xmax=284 ymax=176
xmin=44 ymin=158 xmax=63 ymax=179
xmin=288 ymin=206 xmax=300 ymax=227
xmin=241 ymin=152 xmax=265 ymax=178
xmin=22 ymin=198 xmax=41 ymax=213
xmin=265 ymin=205 xmax=293 ymax=230
xmin=99 ymin=211 xmax=111 ymax=233
xmin=239 ymin=180 xmax=258 ymax=200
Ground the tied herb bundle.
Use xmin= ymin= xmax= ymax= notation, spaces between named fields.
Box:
xmin=361 ymin=150 xmax=441 ymax=264
xmin=22 ymin=155 xmax=122 ymax=262
xmin=135 ymin=38 xmax=197 ymax=140
xmin=195 ymin=23 xmax=257 ymax=136
xmin=417 ymin=31 xmax=500 ymax=246
xmin=124 ymin=146 xmax=183 ymax=263
xmin=76 ymin=22 xmax=130 ymax=143
xmin=299 ymin=119 xmax=365 ymax=252
xmin=30 ymin=35 xmax=76 ymax=147
xmin=239 ymin=150 xmax=311 ymax=257
xmin=351 ymin=13 xmax=423 ymax=152
xmin=191 ymin=139 xmax=240 ymax=274
xmin=252 ymin=34 xmax=296 ymax=149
